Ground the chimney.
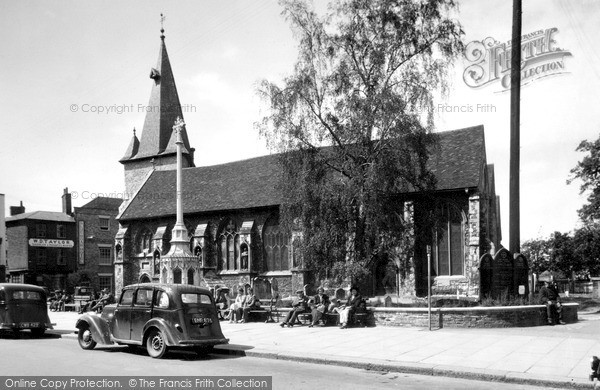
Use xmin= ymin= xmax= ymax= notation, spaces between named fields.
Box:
xmin=62 ymin=188 xmax=72 ymax=215
xmin=10 ymin=201 xmax=25 ymax=216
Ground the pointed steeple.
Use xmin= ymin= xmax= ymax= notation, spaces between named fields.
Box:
xmin=119 ymin=18 xmax=195 ymax=199
xmin=120 ymin=20 xmax=194 ymax=164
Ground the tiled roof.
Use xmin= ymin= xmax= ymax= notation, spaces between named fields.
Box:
xmin=78 ymin=197 xmax=123 ymax=211
xmin=120 ymin=154 xmax=283 ymax=221
xmin=6 ymin=211 xmax=75 ymax=223
xmin=428 ymin=125 xmax=486 ymax=190
xmin=119 ymin=125 xmax=486 ymax=221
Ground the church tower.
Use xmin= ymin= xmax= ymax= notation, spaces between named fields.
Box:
xmin=120 ymin=21 xmax=195 ymax=198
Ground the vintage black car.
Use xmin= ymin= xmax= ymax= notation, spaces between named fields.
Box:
xmin=75 ymin=283 xmax=228 ymax=358
xmin=0 ymin=283 xmax=54 ymax=337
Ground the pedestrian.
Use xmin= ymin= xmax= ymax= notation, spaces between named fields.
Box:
xmin=308 ymin=287 xmax=329 ymax=327
xmin=91 ymin=288 xmax=115 ymax=313
xmin=228 ymin=288 xmax=246 ymax=323
xmin=280 ymin=290 xmax=309 ymax=328
xmin=241 ymin=288 xmax=261 ymax=323
xmin=333 ymin=286 xmax=362 ymax=329
xmin=539 ymin=280 xmax=564 ymax=325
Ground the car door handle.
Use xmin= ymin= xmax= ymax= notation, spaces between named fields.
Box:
xmin=145 ymin=310 xmax=151 ymax=313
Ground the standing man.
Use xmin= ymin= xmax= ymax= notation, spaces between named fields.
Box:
xmin=280 ymin=290 xmax=309 ymax=328
xmin=539 ymin=280 xmax=564 ymax=325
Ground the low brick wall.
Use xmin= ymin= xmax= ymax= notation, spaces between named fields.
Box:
xmin=370 ymin=303 xmax=578 ymax=328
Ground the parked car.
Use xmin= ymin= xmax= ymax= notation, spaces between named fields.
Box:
xmin=75 ymin=283 xmax=229 ymax=358
xmin=73 ymin=286 xmax=94 ymax=312
xmin=0 ymin=283 xmax=54 ymax=337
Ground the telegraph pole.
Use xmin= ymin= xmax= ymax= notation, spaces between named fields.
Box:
xmin=509 ymin=0 xmax=522 ymax=254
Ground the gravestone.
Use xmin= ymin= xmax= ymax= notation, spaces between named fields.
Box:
xmin=492 ymin=248 xmax=514 ymax=297
xmin=479 ymin=253 xmax=493 ymax=298
xmin=513 ymin=253 xmax=529 ymax=297
xmin=479 ymin=248 xmax=529 ymax=299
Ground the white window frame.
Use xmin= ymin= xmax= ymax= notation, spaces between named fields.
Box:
xmin=98 ymin=244 xmax=113 ymax=265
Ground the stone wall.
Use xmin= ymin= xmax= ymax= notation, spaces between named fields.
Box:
xmin=370 ymin=303 xmax=578 ymax=328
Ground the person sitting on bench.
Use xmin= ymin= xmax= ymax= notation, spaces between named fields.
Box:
xmin=90 ymin=289 xmax=115 ymax=313
xmin=333 ymin=286 xmax=362 ymax=329
xmin=308 ymin=287 xmax=330 ymax=327
xmin=539 ymin=280 xmax=564 ymax=325
xmin=280 ymin=290 xmax=309 ymax=328
xmin=241 ymin=288 xmax=261 ymax=323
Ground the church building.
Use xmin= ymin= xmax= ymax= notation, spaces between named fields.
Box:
xmin=114 ymin=29 xmax=502 ymax=300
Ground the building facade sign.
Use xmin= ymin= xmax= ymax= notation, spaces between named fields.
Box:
xmin=78 ymin=220 xmax=85 ymax=264
xmin=29 ymin=238 xmax=74 ymax=248
xmin=464 ymin=27 xmax=572 ymax=90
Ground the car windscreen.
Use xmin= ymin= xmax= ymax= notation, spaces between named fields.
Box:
xmin=10 ymin=290 xmax=43 ymax=301
xmin=180 ymin=293 xmax=212 ymax=306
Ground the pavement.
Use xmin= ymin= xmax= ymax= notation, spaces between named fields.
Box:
xmin=48 ymin=310 xmax=600 ymax=389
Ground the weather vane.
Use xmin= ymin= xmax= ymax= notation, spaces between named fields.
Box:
xmin=160 ymin=13 xmax=166 ymax=38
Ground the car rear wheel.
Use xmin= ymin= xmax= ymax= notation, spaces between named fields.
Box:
xmin=146 ymin=329 xmax=168 ymax=359
xmin=78 ymin=325 xmax=97 ymax=350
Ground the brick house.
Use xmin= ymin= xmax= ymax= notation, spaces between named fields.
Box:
xmin=5 ymin=190 xmax=77 ymax=289
xmin=73 ymin=197 xmax=123 ymax=293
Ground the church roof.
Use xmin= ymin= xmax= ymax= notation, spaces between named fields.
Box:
xmin=120 ymin=34 xmax=193 ymax=163
xmin=119 ymin=125 xmax=487 ymax=221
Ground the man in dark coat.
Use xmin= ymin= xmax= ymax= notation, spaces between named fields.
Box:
xmin=280 ymin=290 xmax=309 ymax=328
xmin=308 ymin=287 xmax=330 ymax=327
xmin=539 ymin=281 xmax=564 ymax=325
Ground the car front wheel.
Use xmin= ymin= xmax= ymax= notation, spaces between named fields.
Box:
xmin=146 ymin=329 xmax=168 ymax=359
xmin=78 ymin=325 xmax=97 ymax=350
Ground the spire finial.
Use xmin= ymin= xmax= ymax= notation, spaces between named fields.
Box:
xmin=160 ymin=13 xmax=165 ymax=39
xmin=133 ymin=127 xmax=136 ymax=137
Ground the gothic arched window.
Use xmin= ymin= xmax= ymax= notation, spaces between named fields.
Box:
xmin=173 ymin=268 xmax=182 ymax=284
xmin=187 ymin=269 xmax=194 ymax=285
xmin=137 ymin=227 xmax=153 ymax=253
xmin=263 ymin=217 xmax=290 ymax=271
xmin=218 ymin=220 xmax=239 ymax=271
xmin=433 ymin=202 xmax=466 ymax=276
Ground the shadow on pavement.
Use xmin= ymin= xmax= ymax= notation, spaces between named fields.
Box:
xmin=0 ymin=330 xmax=62 ymax=340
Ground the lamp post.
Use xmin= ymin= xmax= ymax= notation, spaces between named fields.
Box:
xmin=427 ymin=245 xmax=432 ymax=331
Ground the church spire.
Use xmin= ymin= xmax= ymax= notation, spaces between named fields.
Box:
xmin=120 ymin=15 xmax=194 ymax=165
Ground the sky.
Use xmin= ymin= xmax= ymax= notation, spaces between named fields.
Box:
xmin=1 ymin=0 xmax=599 ymax=248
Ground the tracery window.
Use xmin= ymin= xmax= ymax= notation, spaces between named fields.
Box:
xmin=263 ymin=217 xmax=290 ymax=271
xmin=433 ymin=202 xmax=466 ymax=276
xmin=219 ymin=220 xmax=240 ymax=271
xmin=137 ymin=227 xmax=153 ymax=253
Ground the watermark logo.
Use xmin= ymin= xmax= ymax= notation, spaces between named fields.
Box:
xmin=69 ymin=103 xmax=197 ymax=115
xmin=463 ymin=27 xmax=572 ymax=90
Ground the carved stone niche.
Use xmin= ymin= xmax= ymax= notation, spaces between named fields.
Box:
xmin=193 ymin=223 xmax=210 ymax=268
xmin=239 ymin=221 xmax=254 ymax=272
xmin=152 ymin=226 xmax=169 ymax=255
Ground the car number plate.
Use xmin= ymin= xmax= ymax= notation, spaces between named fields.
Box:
xmin=19 ymin=322 xmax=39 ymax=328
xmin=191 ymin=317 xmax=212 ymax=325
